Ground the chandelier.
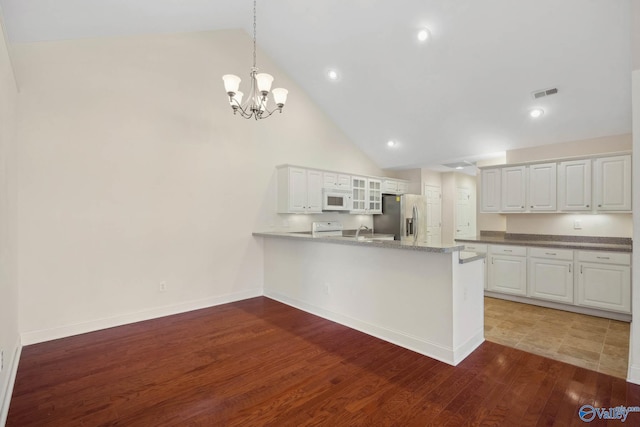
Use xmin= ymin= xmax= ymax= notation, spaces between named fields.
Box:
xmin=222 ymin=0 xmax=288 ymax=120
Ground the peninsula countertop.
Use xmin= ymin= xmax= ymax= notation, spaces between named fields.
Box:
xmin=253 ymin=231 xmax=467 ymax=254
xmin=455 ymin=232 xmax=632 ymax=253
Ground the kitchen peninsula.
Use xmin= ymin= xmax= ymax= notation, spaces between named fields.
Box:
xmin=253 ymin=231 xmax=485 ymax=365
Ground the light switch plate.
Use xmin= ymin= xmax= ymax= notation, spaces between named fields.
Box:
xmin=574 ymin=220 xmax=582 ymax=229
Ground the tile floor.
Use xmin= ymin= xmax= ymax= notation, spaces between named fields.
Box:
xmin=484 ymin=297 xmax=630 ymax=379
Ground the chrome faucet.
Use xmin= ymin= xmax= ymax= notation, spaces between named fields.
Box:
xmin=355 ymin=224 xmax=370 ymax=240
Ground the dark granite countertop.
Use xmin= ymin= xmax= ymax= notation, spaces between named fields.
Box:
xmin=455 ymin=232 xmax=632 ymax=253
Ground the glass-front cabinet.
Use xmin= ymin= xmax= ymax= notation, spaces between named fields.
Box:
xmin=351 ymin=176 xmax=367 ymax=213
xmin=351 ymin=176 xmax=381 ymax=214
xmin=368 ymin=178 xmax=382 ymax=214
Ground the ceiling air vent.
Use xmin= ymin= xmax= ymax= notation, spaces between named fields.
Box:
xmin=442 ymin=161 xmax=474 ymax=170
xmin=532 ymin=88 xmax=558 ymax=99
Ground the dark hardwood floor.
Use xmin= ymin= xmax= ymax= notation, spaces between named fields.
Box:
xmin=7 ymin=297 xmax=640 ymax=426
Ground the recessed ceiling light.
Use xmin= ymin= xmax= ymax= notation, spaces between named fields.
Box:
xmin=387 ymin=140 xmax=396 ymax=147
xmin=530 ymin=108 xmax=544 ymax=118
xmin=417 ymin=28 xmax=431 ymax=42
xmin=327 ymin=69 xmax=339 ymax=81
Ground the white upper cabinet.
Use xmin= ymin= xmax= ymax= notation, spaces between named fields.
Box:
xmin=323 ymin=172 xmax=351 ymax=190
xmin=367 ymin=178 xmax=383 ymax=214
xmin=594 ymin=155 xmax=631 ymax=212
xmin=480 ymin=168 xmax=501 ymax=212
xmin=501 ymin=166 xmax=526 ymax=212
xmin=527 ymin=163 xmax=557 ymax=211
xmin=558 ymin=159 xmax=592 ymax=211
xmin=351 ymin=176 xmax=368 ymax=213
xmin=277 ymin=166 xmax=323 ymax=214
xmin=382 ymin=179 xmax=409 ymax=195
xmin=351 ymin=177 xmax=383 ymax=214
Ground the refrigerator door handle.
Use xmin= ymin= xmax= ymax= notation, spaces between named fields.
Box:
xmin=412 ymin=205 xmax=418 ymax=243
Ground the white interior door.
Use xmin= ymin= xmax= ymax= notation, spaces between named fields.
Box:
xmin=456 ymin=187 xmax=472 ymax=238
xmin=424 ymin=185 xmax=442 ymax=245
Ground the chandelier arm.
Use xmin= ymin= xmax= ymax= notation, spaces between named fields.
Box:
xmin=256 ymin=106 xmax=283 ymax=120
xmin=229 ymin=97 xmax=250 ymax=118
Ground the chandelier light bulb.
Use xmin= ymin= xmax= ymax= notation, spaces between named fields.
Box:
xmin=327 ymin=70 xmax=339 ymax=80
xmin=222 ymin=74 xmax=241 ymax=94
xmin=387 ymin=140 xmax=396 ymax=147
xmin=256 ymin=73 xmax=274 ymax=93
xmin=272 ymin=88 xmax=288 ymax=106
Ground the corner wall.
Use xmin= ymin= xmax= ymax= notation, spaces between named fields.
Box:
xmin=12 ymin=30 xmax=383 ymax=344
xmin=0 ymin=10 xmax=20 ymax=424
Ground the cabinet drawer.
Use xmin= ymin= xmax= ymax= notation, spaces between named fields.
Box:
xmin=489 ymin=245 xmax=526 ymax=257
xmin=528 ymin=247 xmax=574 ymax=261
xmin=577 ymin=251 xmax=630 ymax=265
xmin=463 ymin=244 xmax=487 ymax=253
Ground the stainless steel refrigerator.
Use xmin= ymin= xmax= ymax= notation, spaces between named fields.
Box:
xmin=373 ymin=194 xmax=427 ymax=243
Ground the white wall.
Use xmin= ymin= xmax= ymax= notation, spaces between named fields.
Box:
xmin=421 ymin=169 xmax=442 ymax=188
xmin=12 ymin=30 xmax=383 ymax=344
xmin=0 ymin=11 xmax=19 ymax=422
xmin=506 ymin=134 xmax=632 ymax=164
xmin=629 ymin=69 xmax=640 ymax=384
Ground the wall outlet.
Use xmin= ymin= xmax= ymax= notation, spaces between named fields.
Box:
xmin=323 ymin=283 xmax=331 ymax=296
xmin=159 ymin=282 xmax=167 ymax=292
xmin=574 ymin=220 xmax=582 ymax=230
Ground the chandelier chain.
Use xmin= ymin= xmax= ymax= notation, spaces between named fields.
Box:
xmin=252 ymin=0 xmax=257 ymax=69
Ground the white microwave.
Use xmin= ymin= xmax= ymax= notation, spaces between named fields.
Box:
xmin=322 ymin=189 xmax=352 ymax=211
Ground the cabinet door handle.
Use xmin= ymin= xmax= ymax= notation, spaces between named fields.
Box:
xmin=521 ymin=206 xmax=524 ymax=208
xmin=586 ymin=205 xmax=590 ymax=208
xmin=598 ymin=204 xmax=602 ymax=208
xmin=545 ymin=252 xmax=557 ymax=256
xmin=504 ymin=249 xmax=512 ymax=252
xmin=580 ymin=265 xmax=583 ymax=274
xmin=597 ymin=256 xmax=610 ymax=260
xmin=530 ymin=205 xmax=533 ymax=208
xmin=569 ymin=264 xmax=572 ymax=273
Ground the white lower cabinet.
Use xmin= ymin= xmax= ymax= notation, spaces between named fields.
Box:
xmin=527 ymin=248 xmax=574 ymax=304
xmin=484 ymin=244 xmax=632 ymax=317
xmin=576 ymin=251 xmax=631 ymax=313
xmin=488 ymin=245 xmax=527 ymax=296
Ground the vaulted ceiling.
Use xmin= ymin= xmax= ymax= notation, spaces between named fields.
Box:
xmin=0 ymin=0 xmax=633 ymax=170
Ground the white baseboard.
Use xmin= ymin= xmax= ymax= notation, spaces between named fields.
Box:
xmin=1 ymin=343 xmax=22 ymax=427
xmin=453 ymin=329 xmax=485 ymax=365
xmin=627 ymin=364 xmax=640 ymax=384
xmin=265 ymin=290 xmax=472 ymax=366
xmin=21 ymin=288 xmax=263 ymax=345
